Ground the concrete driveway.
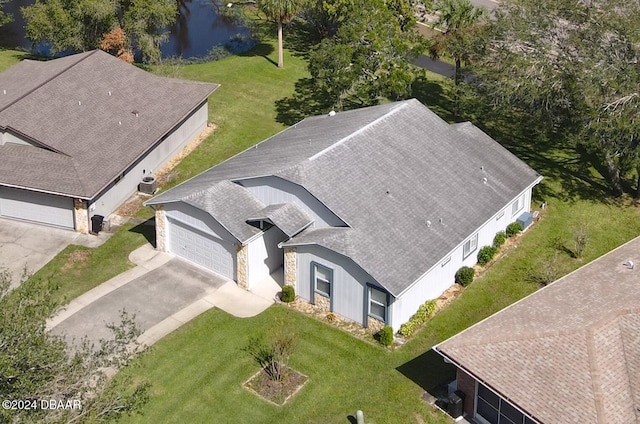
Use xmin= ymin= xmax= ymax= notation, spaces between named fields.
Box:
xmin=50 ymin=245 xmax=278 ymax=346
xmin=0 ymin=219 xmax=79 ymax=280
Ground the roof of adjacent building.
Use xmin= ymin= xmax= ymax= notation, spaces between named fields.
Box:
xmin=147 ymin=99 xmax=541 ymax=296
xmin=435 ymin=237 xmax=640 ymax=424
xmin=0 ymin=50 xmax=218 ymax=199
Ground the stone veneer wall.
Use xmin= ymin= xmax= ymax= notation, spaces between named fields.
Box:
xmin=456 ymin=368 xmax=476 ymax=418
xmin=155 ymin=206 xmax=166 ymax=252
xmin=236 ymin=244 xmax=248 ymax=290
xmin=284 ymin=247 xmax=297 ymax=289
xmin=367 ymin=316 xmax=385 ymax=333
xmin=315 ymin=293 xmax=330 ymax=312
xmin=73 ymin=199 xmax=89 ymax=234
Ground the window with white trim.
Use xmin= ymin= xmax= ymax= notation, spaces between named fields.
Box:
xmin=511 ymin=195 xmax=524 ymax=216
xmin=313 ymin=264 xmax=332 ymax=297
xmin=368 ymin=286 xmax=387 ymax=321
xmin=463 ymin=233 xmax=478 ymax=259
xmin=476 ymin=383 xmax=536 ymax=424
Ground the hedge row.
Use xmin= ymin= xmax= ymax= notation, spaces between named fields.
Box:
xmin=397 ymin=299 xmax=437 ymax=337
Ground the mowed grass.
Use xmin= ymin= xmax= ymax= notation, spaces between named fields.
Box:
xmin=119 ymin=306 xmax=451 ymax=424
xmin=0 ymin=49 xmax=24 ymax=72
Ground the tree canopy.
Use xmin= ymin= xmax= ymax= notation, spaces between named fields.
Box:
xmin=307 ymin=0 xmax=424 ymax=110
xmin=472 ymin=0 xmax=640 ymax=196
xmin=22 ymin=0 xmax=178 ymax=63
xmin=0 ymin=0 xmax=12 ymax=27
xmin=0 ymin=270 xmax=148 ymax=423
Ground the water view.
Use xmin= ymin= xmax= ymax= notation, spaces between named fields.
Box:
xmin=0 ymin=0 xmax=252 ymax=59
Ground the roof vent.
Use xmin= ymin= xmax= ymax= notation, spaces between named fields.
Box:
xmin=481 ymin=165 xmax=485 ymax=171
xmin=426 ymin=220 xmax=431 ymax=227
xmin=625 ymin=260 xmax=634 ymax=270
xmin=2 ymin=89 xmax=5 ymax=95
xmin=118 ymin=121 xmax=122 ymax=125
xmin=78 ymin=100 xmax=81 ymax=106
xmin=439 ymin=217 xmax=443 ymax=223
xmin=482 ymin=177 xmax=488 ymax=184
xmin=328 ymin=110 xmax=336 ymax=117
xmin=108 ymin=91 xmax=112 ymax=96
xmin=386 ymin=190 xmax=390 ymax=195
xmin=132 ymin=110 xmax=139 ymax=117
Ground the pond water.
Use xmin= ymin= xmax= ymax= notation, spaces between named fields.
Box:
xmin=0 ymin=0 xmax=251 ymax=59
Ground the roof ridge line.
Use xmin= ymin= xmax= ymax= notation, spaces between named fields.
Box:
xmin=0 ymin=50 xmax=97 ymax=115
xmin=308 ymin=101 xmax=410 ymax=161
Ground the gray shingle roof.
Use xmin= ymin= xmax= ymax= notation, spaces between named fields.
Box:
xmin=0 ymin=50 xmax=218 ymax=198
xmin=247 ymin=203 xmax=314 ymax=238
xmin=147 ymin=99 xmax=541 ymax=295
xmin=435 ymin=237 xmax=640 ymax=424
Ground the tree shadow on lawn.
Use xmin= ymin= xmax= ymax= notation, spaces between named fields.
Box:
xmin=275 ymin=77 xmax=334 ymax=125
xmin=411 ymin=74 xmax=454 ymax=123
xmin=396 ymin=349 xmax=456 ymax=393
xmin=464 ymin=103 xmax=616 ymax=204
xmin=238 ymin=42 xmax=277 ymax=67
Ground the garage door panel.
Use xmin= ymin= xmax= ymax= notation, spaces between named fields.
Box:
xmin=168 ymin=219 xmax=235 ymax=279
xmin=0 ymin=187 xmax=74 ymax=229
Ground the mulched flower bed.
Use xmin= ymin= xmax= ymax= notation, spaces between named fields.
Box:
xmin=243 ymin=367 xmax=308 ymax=406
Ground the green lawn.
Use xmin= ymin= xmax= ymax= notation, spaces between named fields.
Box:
xmin=5 ymin=22 xmax=640 ymax=424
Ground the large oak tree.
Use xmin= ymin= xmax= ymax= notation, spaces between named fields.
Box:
xmin=473 ymin=0 xmax=640 ymax=196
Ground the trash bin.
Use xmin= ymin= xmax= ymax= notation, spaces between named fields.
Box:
xmin=91 ymin=215 xmax=104 ymax=234
xmin=448 ymin=390 xmax=464 ymax=418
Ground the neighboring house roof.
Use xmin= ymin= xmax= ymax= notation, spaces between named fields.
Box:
xmin=147 ymin=99 xmax=541 ymax=296
xmin=0 ymin=50 xmax=218 ymax=199
xmin=434 ymin=237 xmax=640 ymax=424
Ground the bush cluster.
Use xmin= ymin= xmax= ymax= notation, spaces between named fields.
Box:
xmin=477 ymin=246 xmax=498 ymax=266
xmin=493 ymin=231 xmax=507 ymax=248
xmin=377 ymin=326 xmax=394 ymax=347
xmin=455 ymin=266 xmax=474 ymax=287
xmin=280 ymin=285 xmax=295 ymax=303
xmin=506 ymin=222 xmax=523 ymax=237
xmin=397 ymin=300 xmax=437 ymax=338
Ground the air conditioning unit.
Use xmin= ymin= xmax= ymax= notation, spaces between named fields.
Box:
xmin=138 ymin=176 xmax=157 ymax=194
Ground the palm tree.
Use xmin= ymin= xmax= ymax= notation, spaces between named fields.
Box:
xmin=430 ymin=0 xmax=485 ymax=87
xmin=257 ymin=0 xmax=302 ymax=68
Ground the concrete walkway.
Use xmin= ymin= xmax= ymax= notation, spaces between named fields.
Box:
xmin=49 ymin=244 xmax=278 ymax=347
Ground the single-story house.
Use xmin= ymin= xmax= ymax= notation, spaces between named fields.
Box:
xmin=145 ymin=99 xmax=542 ymax=331
xmin=0 ymin=50 xmax=218 ymax=233
xmin=434 ymin=237 xmax=640 ymax=424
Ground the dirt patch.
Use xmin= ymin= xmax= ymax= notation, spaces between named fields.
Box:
xmin=61 ymin=249 xmax=91 ymax=271
xmin=244 ymin=367 xmax=308 ymax=406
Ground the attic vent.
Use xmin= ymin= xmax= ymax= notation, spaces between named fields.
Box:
xmin=625 ymin=260 xmax=634 ymax=270
xmin=482 ymin=177 xmax=488 ymax=184
xmin=108 ymin=91 xmax=112 ymax=96
xmin=132 ymin=110 xmax=139 ymax=117
xmin=118 ymin=121 xmax=122 ymax=125
xmin=78 ymin=100 xmax=81 ymax=106
xmin=426 ymin=220 xmax=431 ymax=228
xmin=328 ymin=110 xmax=336 ymax=117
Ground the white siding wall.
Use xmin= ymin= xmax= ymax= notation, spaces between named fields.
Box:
xmin=247 ymin=226 xmax=287 ymax=288
xmin=238 ymin=176 xmax=346 ymax=228
xmin=296 ymin=245 xmax=380 ymax=326
xmin=165 ymin=201 xmax=236 ymax=243
xmin=90 ymin=102 xmax=208 ymax=218
xmin=390 ymin=185 xmax=538 ymax=332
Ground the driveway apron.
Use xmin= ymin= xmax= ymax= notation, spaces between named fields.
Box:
xmin=52 ymin=258 xmax=228 ymax=344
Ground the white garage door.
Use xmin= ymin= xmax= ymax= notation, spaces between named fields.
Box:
xmin=168 ymin=219 xmax=236 ymax=279
xmin=0 ymin=187 xmax=74 ymax=229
